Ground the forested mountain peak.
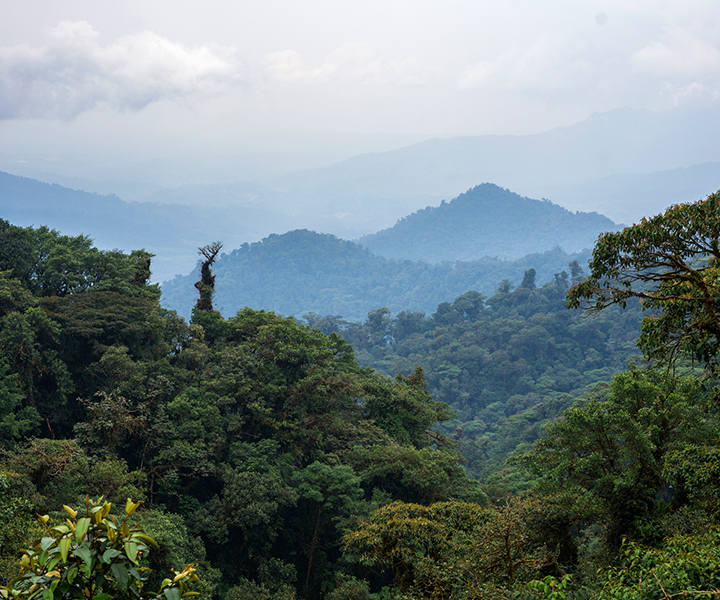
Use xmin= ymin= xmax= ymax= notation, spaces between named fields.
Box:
xmin=358 ymin=184 xmax=620 ymax=263
xmin=161 ymin=227 xmax=592 ymax=321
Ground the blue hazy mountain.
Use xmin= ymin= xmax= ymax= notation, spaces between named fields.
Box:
xmin=0 ymin=170 xmax=294 ymax=282
xmin=357 ymin=184 xmax=619 ymax=262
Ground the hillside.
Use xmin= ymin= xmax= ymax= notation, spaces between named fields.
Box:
xmin=547 ymin=161 xmax=720 ymax=225
xmin=160 ymin=228 xmax=591 ymax=321
xmin=309 ymin=281 xmax=642 ymax=485
xmin=358 ymin=183 xmax=618 ymax=262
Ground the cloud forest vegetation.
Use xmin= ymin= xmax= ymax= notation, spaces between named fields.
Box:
xmin=3 ymin=192 xmax=720 ymax=598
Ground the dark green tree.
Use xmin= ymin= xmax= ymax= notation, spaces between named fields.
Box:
xmin=194 ymin=242 xmax=223 ymax=313
xmin=521 ymin=268 xmax=537 ymax=289
xmin=519 ymin=368 xmax=719 ymax=552
xmin=567 ymin=191 xmax=720 ymax=370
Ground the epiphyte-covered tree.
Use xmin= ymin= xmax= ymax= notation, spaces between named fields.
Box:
xmin=567 ymin=191 xmax=720 ymax=370
xmin=194 ymin=243 xmax=223 ymax=313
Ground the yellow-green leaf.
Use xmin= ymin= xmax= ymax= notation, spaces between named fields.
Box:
xmin=59 ymin=537 xmax=71 ymax=563
xmin=75 ymin=517 xmax=91 ymax=543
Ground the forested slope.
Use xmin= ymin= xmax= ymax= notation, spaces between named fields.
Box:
xmin=358 ymin=183 xmax=620 ymax=262
xmin=161 ymin=229 xmax=592 ymax=321
xmin=0 ymin=218 xmax=481 ymax=599
xmin=301 ymin=273 xmax=642 ymax=486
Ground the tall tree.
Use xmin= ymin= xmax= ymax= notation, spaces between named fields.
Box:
xmin=567 ymin=191 xmax=720 ymax=369
xmin=195 ymin=242 xmax=223 ymax=312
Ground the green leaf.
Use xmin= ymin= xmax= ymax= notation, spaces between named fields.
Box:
xmin=75 ymin=518 xmax=91 ymax=543
xmin=129 ymin=533 xmax=158 ymax=548
xmin=58 ymin=538 xmax=71 ymax=563
xmin=41 ymin=589 xmax=53 ymax=600
xmin=163 ymin=588 xmax=181 ymax=600
xmin=111 ymin=563 xmax=129 ymax=590
xmin=66 ymin=567 xmax=77 ymax=585
xmin=40 ymin=537 xmax=55 ymax=551
xmin=52 ymin=525 xmax=70 ymax=535
xmin=124 ymin=541 xmax=138 ymax=564
xmin=72 ymin=545 xmax=92 ymax=568
xmin=101 ymin=548 xmax=121 ymax=563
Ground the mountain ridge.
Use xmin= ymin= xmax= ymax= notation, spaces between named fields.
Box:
xmin=357 ymin=183 xmax=619 ymax=262
xmin=160 ymin=227 xmax=593 ymax=322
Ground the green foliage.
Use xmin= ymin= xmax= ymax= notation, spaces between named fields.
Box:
xmin=567 ymin=190 xmax=720 ymax=370
xmin=0 ymin=359 xmax=40 ymax=448
xmin=0 ymin=471 xmax=44 ymax=584
xmin=599 ymin=529 xmax=720 ymax=599
xmin=11 ymin=213 xmax=715 ymax=599
xmin=515 ymin=575 xmax=589 ymax=600
xmin=334 ymin=283 xmax=641 ymax=484
xmin=1 ymin=498 xmax=199 ymax=600
xmin=519 ymin=368 xmax=719 ymax=552
xmin=344 ymin=497 xmax=556 ymax=600
xmin=161 ymin=229 xmax=593 ymax=323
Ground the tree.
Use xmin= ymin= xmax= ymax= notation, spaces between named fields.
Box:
xmin=568 ymin=260 xmax=584 ymax=281
xmin=451 ymin=291 xmax=486 ymax=322
xmin=519 ymin=368 xmax=719 ymax=552
xmin=194 ymin=243 xmax=223 ymax=313
xmin=343 ymin=498 xmax=555 ymax=599
xmin=497 ymin=280 xmax=514 ymax=294
xmin=567 ymin=191 xmax=720 ymax=369
xmin=521 ymin=269 xmax=537 ymax=290
xmin=599 ymin=529 xmax=720 ymax=599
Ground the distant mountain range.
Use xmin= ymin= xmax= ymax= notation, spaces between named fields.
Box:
xmin=358 ymin=184 xmax=618 ymax=262
xmin=4 ymin=106 xmax=720 ymax=235
xmin=258 ymin=107 xmax=720 ymax=225
xmin=0 ymin=172 xmax=616 ymax=285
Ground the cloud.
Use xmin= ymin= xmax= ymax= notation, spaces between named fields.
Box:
xmin=632 ymin=28 xmax=720 ymax=79
xmin=263 ymin=42 xmax=435 ymax=86
xmin=457 ymin=33 xmax=604 ymax=96
xmin=0 ymin=21 xmax=242 ymax=119
xmin=456 ymin=23 xmax=720 ymax=111
xmin=630 ymin=28 xmax=720 ymax=105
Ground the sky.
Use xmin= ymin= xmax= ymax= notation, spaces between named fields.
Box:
xmin=1 ymin=0 xmax=720 ymax=164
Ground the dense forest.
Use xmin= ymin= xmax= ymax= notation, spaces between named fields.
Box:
xmin=161 ymin=229 xmax=593 ymax=322
xmin=3 ymin=193 xmax=720 ymax=599
xmin=300 ymin=271 xmax=642 ymax=487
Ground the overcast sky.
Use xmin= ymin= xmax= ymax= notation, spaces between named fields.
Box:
xmin=1 ymin=0 xmax=720 ymax=160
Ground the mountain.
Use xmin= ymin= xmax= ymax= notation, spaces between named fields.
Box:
xmin=357 ymin=184 xmax=619 ymax=262
xmin=545 ymin=162 xmax=720 ymax=225
xmin=5 ymin=107 xmax=720 ymax=237
xmin=259 ymin=107 xmax=720 ymax=224
xmin=0 ymin=171 xmax=295 ymax=282
xmin=160 ymin=229 xmax=591 ymax=322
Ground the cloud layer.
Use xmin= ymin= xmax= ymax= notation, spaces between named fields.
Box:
xmin=0 ymin=21 xmax=240 ymax=119
xmin=3 ymin=12 xmax=720 ymax=125
xmin=264 ymin=42 xmax=435 ymax=86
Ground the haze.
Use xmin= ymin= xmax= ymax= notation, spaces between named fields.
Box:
xmin=2 ymin=0 xmax=720 ymax=282
xmin=2 ymin=1 xmax=719 ymax=153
